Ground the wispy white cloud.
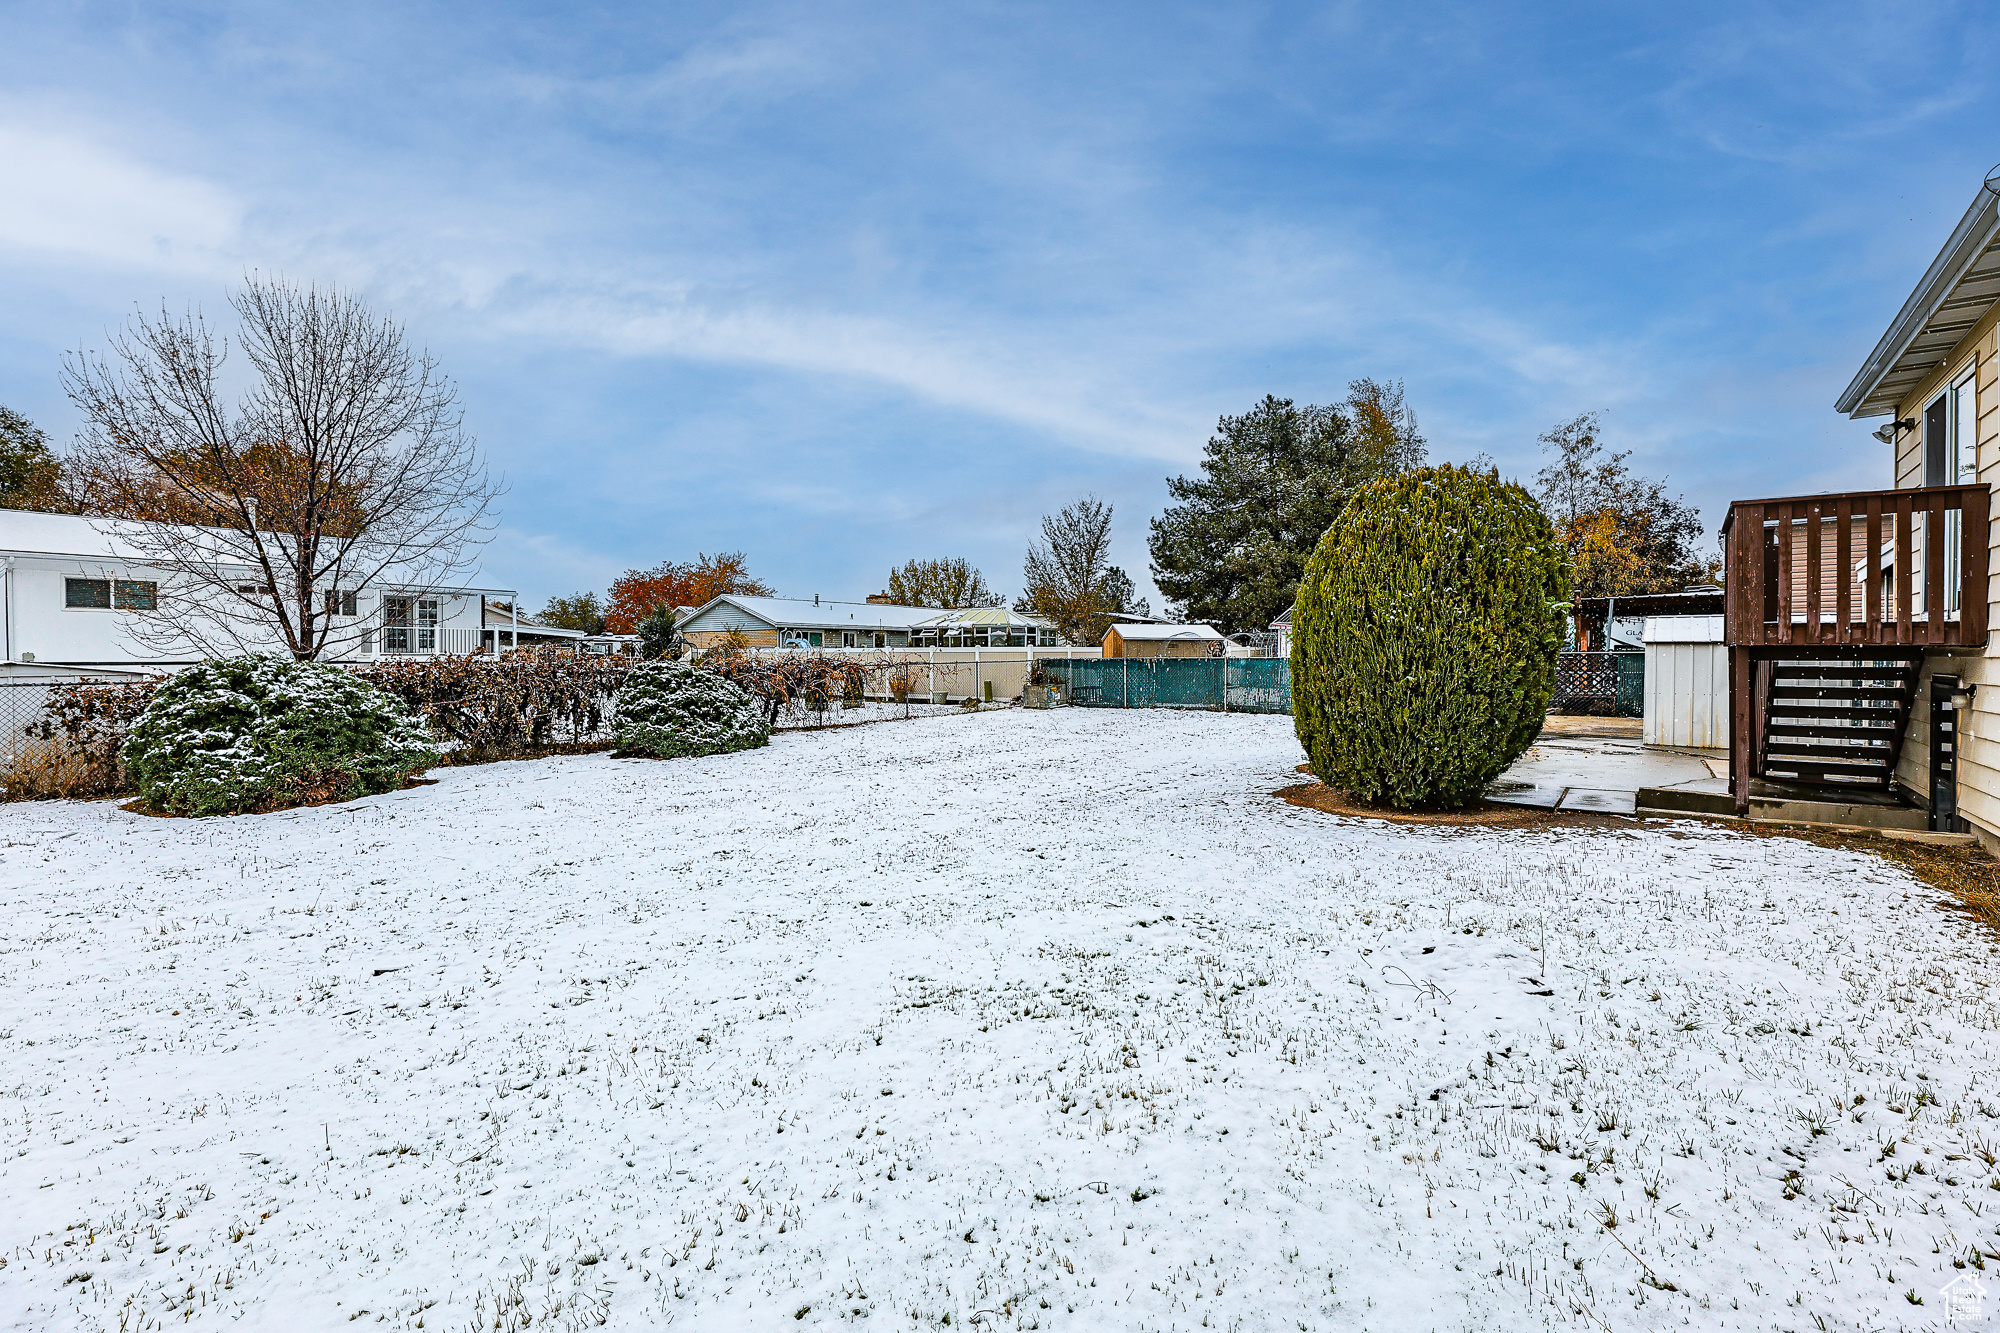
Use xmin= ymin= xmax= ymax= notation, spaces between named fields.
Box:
xmin=4 ymin=0 xmax=1996 ymax=609
xmin=0 ymin=119 xmax=241 ymax=273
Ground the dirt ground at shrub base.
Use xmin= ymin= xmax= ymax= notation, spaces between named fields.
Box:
xmin=1275 ymin=768 xmax=1638 ymax=831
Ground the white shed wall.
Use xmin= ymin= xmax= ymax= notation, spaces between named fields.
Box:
xmin=1643 ymin=641 xmax=1727 ymax=749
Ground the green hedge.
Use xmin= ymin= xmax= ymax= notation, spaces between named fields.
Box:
xmin=1291 ymin=464 xmax=1568 ymax=808
xmin=613 ymin=660 xmax=771 ymax=759
xmin=122 ymin=657 xmax=440 ymax=816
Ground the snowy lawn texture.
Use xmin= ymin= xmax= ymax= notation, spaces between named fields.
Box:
xmin=4 ymin=710 xmax=1999 ymax=1332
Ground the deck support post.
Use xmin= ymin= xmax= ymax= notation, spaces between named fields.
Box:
xmin=1730 ymin=648 xmax=1754 ymax=816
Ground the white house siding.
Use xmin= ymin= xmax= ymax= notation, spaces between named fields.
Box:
xmin=0 ymin=510 xmax=503 ymax=672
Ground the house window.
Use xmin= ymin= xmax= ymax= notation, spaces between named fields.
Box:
xmin=65 ymin=578 xmax=155 ymax=610
xmin=1955 ymin=372 xmax=1978 ymax=483
xmin=842 ymin=631 xmax=858 ymax=648
xmin=65 ymin=578 xmax=111 ymax=609
xmin=326 ymin=590 xmax=359 ymax=617
xmin=1933 ymin=370 xmax=1981 ymax=615
xmin=382 ymin=596 xmax=438 ymax=653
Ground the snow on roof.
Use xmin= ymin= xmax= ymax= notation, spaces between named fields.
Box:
xmin=913 ymin=606 xmax=1052 ymax=629
xmin=1642 ymin=615 xmax=1723 ymax=644
xmin=687 ymin=594 xmax=945 ymax=630
xmin=0 ymin=508 xmax=177 ymax=561
xmin=0 ymin=508 xmax=517 ymax=594
xmin=1106 ymin=622 xmax=1224 ymax=641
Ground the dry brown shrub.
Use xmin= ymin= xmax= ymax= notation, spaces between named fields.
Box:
xmin=355 ymin=647 xmax=636 ymax=758
xmin=2 ymin=680 xmax=159 ymax=800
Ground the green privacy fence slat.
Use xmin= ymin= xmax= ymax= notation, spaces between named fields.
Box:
xmin=1038 ymin=657 xmax=1292 ymax=714
xmin=1614 ymin=652 xmax=1645 ymax=719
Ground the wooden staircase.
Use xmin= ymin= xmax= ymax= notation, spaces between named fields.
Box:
xmin=1756 ymin=657 xmax=1921 ymax=791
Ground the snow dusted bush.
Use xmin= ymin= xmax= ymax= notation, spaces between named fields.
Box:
xmin=1292 ymin=464 xmax=1567 ymax=809
xmin=122 ymin=657 xmax=441 ymax=816
xmin=613 ymin=660 xmax=770 ymax=759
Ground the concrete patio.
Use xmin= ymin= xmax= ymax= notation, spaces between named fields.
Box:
xmin=1485 ymin=717 xmax=1722 ymax=816
xmin=1487 ymin=715 xmax=1933 ymax=831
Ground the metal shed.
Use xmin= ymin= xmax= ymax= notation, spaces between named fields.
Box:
xmin=1642 ymin=614 xmax=1726 ymax=749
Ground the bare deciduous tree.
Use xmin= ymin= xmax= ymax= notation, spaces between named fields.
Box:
xmin=63 ymin=276 xmax=499 ymax=660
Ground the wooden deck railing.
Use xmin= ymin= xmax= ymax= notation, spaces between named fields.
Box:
xmin=1721 ymin=484 xmax=1990 ymax=648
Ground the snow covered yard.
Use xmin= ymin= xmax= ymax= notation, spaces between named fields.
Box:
xmin=4 ymin=708 xmax=2000 ymax=1333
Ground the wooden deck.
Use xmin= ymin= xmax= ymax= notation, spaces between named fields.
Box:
xmin=1721 ymin=483 xmax=1989 ymax=816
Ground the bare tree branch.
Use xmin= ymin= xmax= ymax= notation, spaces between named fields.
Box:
xmin=62 ymin=275 xmax=501 ymax=660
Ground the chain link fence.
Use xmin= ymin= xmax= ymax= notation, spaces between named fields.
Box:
xmin=1552 ymin=651 xmax=1644 ymax=717
xmin=0 ymin=680 xmax=58 ymax=763
xmin=1038 ymin=657 xmax=1292 ymax=714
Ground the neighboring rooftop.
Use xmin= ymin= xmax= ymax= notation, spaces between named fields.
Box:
xmin=685 ymin=594 xmax=953 ymax=630
xmin=1106 ymin=622 xmax=1224 ymax=641
xmin=913 ymin=606 xmax=1049 ymax=629
xmin=684 ymin=594 xmax=1065 ymax=632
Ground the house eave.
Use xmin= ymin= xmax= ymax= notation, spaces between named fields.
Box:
xmin=1837 ymin=177 xmax=2000 ymax=419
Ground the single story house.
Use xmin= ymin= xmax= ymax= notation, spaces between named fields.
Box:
xmin=678 ymin=595 xmax=1064 ymax=650
xmin=0 ymin=508 xmax=538 ymax=676
xmin=1103 ymin=622 xmax=1225 ymax=658
xmin=482 ymin=601 xmax=587 ymax=650
xmin=678 ymin=595 xmax=943 ymax=650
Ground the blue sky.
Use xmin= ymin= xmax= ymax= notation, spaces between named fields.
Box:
xmin=1 ymin=1 xmax=1996 ymax=612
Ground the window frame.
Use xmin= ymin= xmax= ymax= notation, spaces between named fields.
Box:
xmin=114 ymin=579 xmax=158 ymax=611
xmin=64 ymin=577 xmax=157 ymax=611
xmin=64 ymin=577 xmax=112 ymax=609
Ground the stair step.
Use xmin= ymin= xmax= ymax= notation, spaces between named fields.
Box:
xmin=1769 ymin=686 xmax=1912 ymax=701
xmin=1766 ymin=704 xmax=1908 ymax=720
xmin=1766 ymin=722 xmax=1901 ymax=739
xmin=1764 ymin=740 xmax=1891 ymax=762
xmin=1763 ymin=750 xmax=1894 ymax=770
xmin=1771 ymin=666 xmax=1916 ymax=682
xmin=1760 ymin=764 xmax=1894 ymax=788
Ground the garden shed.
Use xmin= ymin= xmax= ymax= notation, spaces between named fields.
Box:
xmin=1642 ymin=614 xmax=1726 ymax=749
xmin=1102 ymin=623 xmax=1225 ymax=658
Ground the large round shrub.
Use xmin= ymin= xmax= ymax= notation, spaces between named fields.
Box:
xmin=614 ymin=661 xmax=770 ymax=759
xmin=122 ymin=657 xmax=442 ymax=816
xmin=1292 ymin=464 xmax=1568 ymax=809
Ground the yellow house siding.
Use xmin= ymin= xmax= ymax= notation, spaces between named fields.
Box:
xmin=1980 ymin=325 xmax=2000 ymax=653
xmin=1881 ymin=311 xmax=2000 ymax=841
xmin=1892 ymin=655 xmax=1937 ymax=803
xmin=683 ymin=629 xmax=780 ymax=650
